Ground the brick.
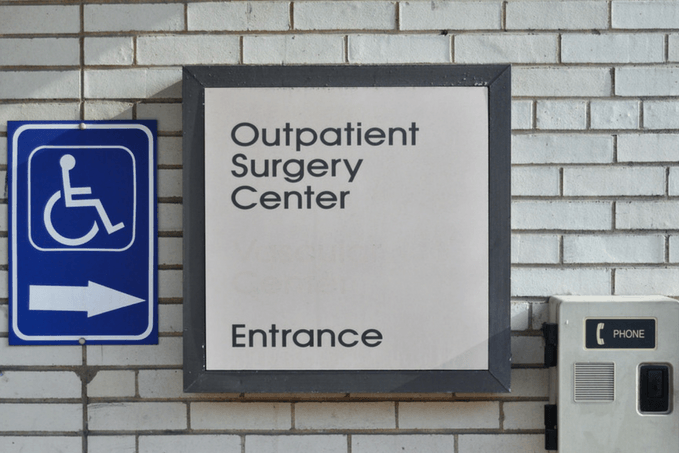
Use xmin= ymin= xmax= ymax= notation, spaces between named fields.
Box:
xmin=85 ymin=38 xmax=135 ymax=66
xmin=88 ymin=371 xmax=136 ymax=398
xmin=563 ymin=166 xmax=664 ymax=196
xmin=247 ymin=435 xmax=347 ymax=453
xmin=353 ymin=435 xmax=454 ymax=453
xmin=617 ymin=201 xmax=679 ymax=229
xmin=511 ymin=301 xmax=531 ymax=331
xmin=532 ymin=302 xmax=550 ymax=330
xmin=0 ymin=403 xmax=82 ymax=431
xmin=158 ymin=137 xmax=183 ymax=166
xmin=0 ymin=38 xmax=79 ymax=66
xmin=295 ymin=1 xmax=395 ymax=30
xmin=400 ymin=1 xmax=502 ymax=30
xmin=613 ymin=2 xmax=679 ymax=29
xmin=158 ymin=203 xmax=182 ymax=232
xmin=669 ymin=168 xmax=679 ymax=195
xmin=349 ymin=35 xmax=450 ymax=64
xmin=0 ymin=338 xmax=81 ymax=366
xmin=511 ymin=336 xmax=543 ymax=365
xmin=512 ymin=268 xmax=611 ymax=297
xmin=644 ymin=101 xmax=679 ymax=129
xmin=459 ymin=434 xmax=544 ymax=453
xmin=188 ymin=2 xmax=290 ymax=31
xmin=512 ymin=201 xmax=613 ymax=230
xmin=191 ymin=402 xmax=291 ymax=430
xmin=669 ymin=34 xmax=679 ymax=61
xmin=455 ymin=34 xmax=557 ymax=64
xmin=0 ymin=371 xmax=80 ymax=399
xmin=562 ymin=34 xmax=664 ymax=63
xmin=138 ymin=35 xmax=239 ymax=66
xmin=0 ymin=236 xmax=7 ymax=265
xmin=564 ymin=234 xmax=665 ymax=264
xmin=87 ymin=337 xmax=182 ymax=366
xmin=456 ymin=368 xmax=549 ymax=399
xmin=669 ymin=236 xmax=679 ymax=262
xmin=616 ymin=268 xmax=679 ymax=295
xmin=0 ymin=437 xmax=82 ymax=453
xmin=399 ymin=402 xmax=499 ymax=429
xmin=616 ymin=68 xmax=679 ymax=96
xmin=159 ymin=304 xmax=182 ymax=334
xmin=590 ymin=100 xmax=639 ymax=130
xmin=138 ymin=103 xmax=182 ymax=133
xmin=0 ymin=206 xmax=7 ymax=233
xmin=512 ymin=101 xmax=533 ymax=130
xmin=159 ymin=237 xmax=182 ymax=265
xmin=140 ymin=435 xmax=240 ymax=453
xmin=0 ymin=5 xmax=79 ymax=34
xmin=513 ymin=67 xmax=611 ymax=97
xmin=618 ymin=134 xmax=679 ymax=162
xmin=0 ymin=71 xmax=80 ymax=99
xmin=84 ymin=69 xmax=181 ymax=99
xmin=507 ymin=1 xmax=608 ymax=30
xmin=88 ymin=402 xmax=186 ymax=431
xmin=243 ymin=35 xmax=344 ymax=65
xmin=85 ymin=4 xmax=184 ymax=32
xmin=511 ymin=234 xmax=560 ymax=264
xmin=89 ymin=436 xmax=136 ymax=453
xmin=295 ymin=402 xmax=395 ymax=429
xmin=512 ymin=134 xmax=614 ymax=164
xmin=159 ymin=269 xmax=183 ymax=298
xmin=512 ymin=166 xmax=559 ymax=196
xmin=84 ymin=101 xmax=134 ymax=121
xmin=0 ymin=103 xmax=79 ymax=132
xmin=0 ymin=305 xmax=7 ymax=334
xmin=536 ymin=100 xmax=587 ymax=130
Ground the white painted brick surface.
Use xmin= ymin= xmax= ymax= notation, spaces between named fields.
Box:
xmin=0 ymin=71 xmax=80 ymax=99
xmin=243 ymin=35 xmax=344 ymax=64
xmin=616 ymin=269 xmax=679 ymax=295
xmin=353 ymin=435 xmax=454 ymax=453
xmin=399 ymin=402 xmax=499 ymax=429
xmin=512 ymin=134 xmax=614 ymax=164
xmin=295 ymin=402 xmax=395 ymax=429
xmin=84 ymin=101 xmax=134 ymax=120
xmin=87 ymin=337 xmax=182 ymax=366
xmin=0 ymin=338 xmax=81 ymax=366
xmin=158 ymin=137 xmax=183 ymax=166
xmin=669 ymin=236 xmax=679 ymax=262
xmin=400 ymin=1 xmax=502 ymax=31
xmin=0 ymin=103 xmax=79 ymax=131
xmin=511 ymin=301 xmax=531 ymax=331
xmin=507 ymin=369 xmax=549 ymax=398
xmin=159 ymin=304 xmax=183 ymax=333
xmin=138 ymin=103 xmax=182 ymax=133
xmin=0 ymin=305 xmax=7 ymax=335
xmin=85 ymin=38 xmax=134 ymax=66
xmin=84 ymin=4 xmax=184 ymax=32
xmin=88 ymin=371 xmax=136 ymax=398
xmin=669 ymin=34 xmax=679 ymax=62
xmin=536 ymin=100 xmax=587 ymax=130
xmin=458 ymin=434 xmax=544 ymax=453
xmin=0 ymin=404 xmax=82 ymax=431
xmin=159 ymin=269 xmax=183 ymax=298
xmin=0 ymin=237 xmax=6 ymax=266
xmin=512 ymin=166 xmax=560 ymax=196
xmin=613 ymin=1 xmax=679 ymax=29
xmin=159 ymin=237 xmax=183 ymax=265
xmin=0 ymin=38 xmax=79 ymax=66
xmin=616 ymin=67 xmax=679 ymax=96
xmin=511 ymin=234 xmax=560 ymax=264
xmin=0 ymin=371 xmax=81 ymax=399
xmin=455 ymin=34 xmax=557 ymax=64
xmin=669 ymin=168 xmax=679 ymax=195
xmin=349 ymin=35 xmax=450 ymax=64
xmin=295 ymin=1 xmax=395 ymax=30
xmin=562 ymin=34 xmax=664 ymax=63
xmin=511 ymin=336 xmax=543 ymax=365
xmin=512 ymin=201 xmax=612 ymax=230
xmin=506 ymin=1 xmax=608 ymax=30
xmin=513 ymin=67 xmax=612 ymax=97
xmin=84 ymin=69 xmax=181 ymax=99
xmin=512 ymin=101 xmax=533 ymax=130
xmin=247 ymin=435 xmax=347 ymax=453
xmin=617 ymin=201 xmax=679 ymax=229
xmin=503 ymin=402 xmax=545 ymax=430
xmin=644 ymin=101 xmax=679 ymax=129
xmin=532 ymin=302 xmax=550 ymax=330
xmin=564 ymin=235 xmax=665 ymax=264
xmin=0 ymin=437 xmax=82 ymax=453
xmin=0 ymin=5 xmax=79 ymax=34
xmin=191 ymin=403 xmax=291 ymax=430
xmin=158 ymin=203 xmax=183 ymax=231
xmin=188 ymin=2 xmax=290 ymax=31
xmin=618 ymin=134 xmax=679 ymax=162
xmin=140 ymin=435 xmax=241 ymax=453
xmin=512 ymin=268 xmax=611 ymax=297
xmin=88 ymin=436 xmax=136 ymax=453
xmin=563 ymin=166 xmax=665 ymax=196
xmin=88 ymin=402 xmax=187 ymax=431
xmin=590 ymin=100 xmax=639 ymax=130
xmin=138 ymin=35 xmax=240 ymax=66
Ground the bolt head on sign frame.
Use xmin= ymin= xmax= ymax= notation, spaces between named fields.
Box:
xmin=8 ymin=121 xmax=158 ymax=345
xmin=183 ymin=65 xmax=511 ymax=393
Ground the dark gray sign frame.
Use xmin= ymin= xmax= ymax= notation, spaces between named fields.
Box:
xmin=183 ymin=65 xmax=511 ymax=393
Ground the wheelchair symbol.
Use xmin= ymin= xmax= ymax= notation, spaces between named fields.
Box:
xmin=44 ymin=154 xmax=125 ymax=247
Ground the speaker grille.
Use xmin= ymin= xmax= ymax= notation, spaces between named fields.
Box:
xmin=574 ymin=362 xmax=615 ymax=402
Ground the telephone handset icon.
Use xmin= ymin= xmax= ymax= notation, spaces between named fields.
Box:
xmin=596 ymin=323 xmax=605 ymax=345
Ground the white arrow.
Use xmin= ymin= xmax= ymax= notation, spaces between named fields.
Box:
xmin=29 ymin=281 xmax=145 ymax=317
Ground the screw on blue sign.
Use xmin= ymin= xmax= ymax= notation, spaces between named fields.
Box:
xmin=8 ymin=121 xmax=158 ymax=344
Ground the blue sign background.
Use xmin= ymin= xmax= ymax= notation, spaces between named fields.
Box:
xmin=8 ymin=121 xmax=157 ymax=344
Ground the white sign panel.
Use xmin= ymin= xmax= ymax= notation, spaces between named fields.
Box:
xmin=204 ymin=87 xmax=489 ymax=371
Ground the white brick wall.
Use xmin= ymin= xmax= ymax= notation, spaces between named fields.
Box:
xmin=3 ymin=1 xmax=679 ymax=452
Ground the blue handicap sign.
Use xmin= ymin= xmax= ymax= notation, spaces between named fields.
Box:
xmin=8 ymin=121 xmax=157 ymax=344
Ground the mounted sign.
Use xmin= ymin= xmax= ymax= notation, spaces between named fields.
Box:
xmin=8 ymin=121 xmax=157 ymax=345
xmin=183 ymin=66 xmax=510 ymax=392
